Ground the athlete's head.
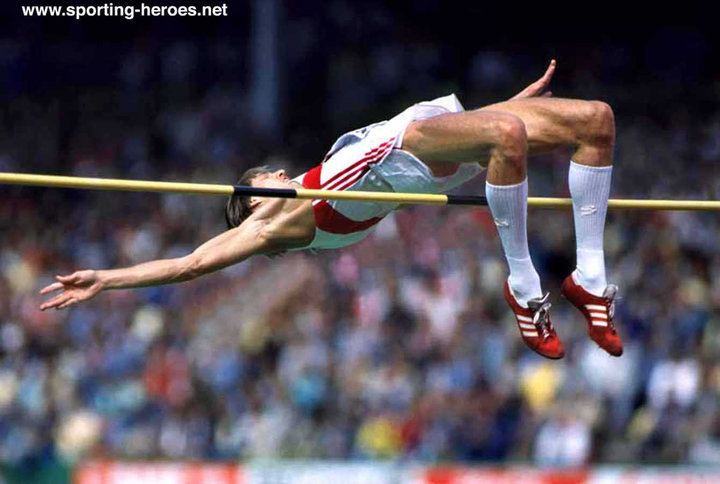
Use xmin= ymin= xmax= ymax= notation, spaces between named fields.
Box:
xmin=224 ymin=166 xmax=292 ymax=229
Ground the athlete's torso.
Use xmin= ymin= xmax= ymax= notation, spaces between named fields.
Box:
xmin=290 ymin=93 xmax=484 ymax=252
xmin=291 ymin=129 xmax=401 ymax=251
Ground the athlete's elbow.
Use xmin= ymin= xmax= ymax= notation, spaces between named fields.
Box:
xmin=182 ymin=255 xmax=206 ymax=280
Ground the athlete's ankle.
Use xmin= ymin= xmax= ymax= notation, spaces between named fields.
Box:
xmin=508 ymin=258 xmax=542 ymax=307
xmin=572 ymin=267 xmax=606 ymax=297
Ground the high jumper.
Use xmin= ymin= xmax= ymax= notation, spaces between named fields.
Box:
xmin=39 ymin=60 xmax=621 ymax=360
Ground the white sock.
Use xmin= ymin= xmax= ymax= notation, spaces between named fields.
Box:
xmin=569 ymin=161 xmax=612 ymax=296
xmin=486 ymin=179 xmax=542 ymax=307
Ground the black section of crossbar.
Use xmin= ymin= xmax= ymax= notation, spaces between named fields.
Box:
xmin=232 ymin=185 xmax=298 ymax=198
xmin=446 ymin=194 xmax=489 ymax=206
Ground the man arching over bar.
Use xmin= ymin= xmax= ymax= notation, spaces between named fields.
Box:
xmin=40 ymin=60 xmax=622 ymax=360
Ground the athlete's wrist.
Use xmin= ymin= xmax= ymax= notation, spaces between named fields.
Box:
xmin=95 ymin=270 xmax=114 ymax=290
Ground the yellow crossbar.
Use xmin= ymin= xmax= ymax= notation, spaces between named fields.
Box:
xmin=1 ymin=172 xmax=718 ymax=211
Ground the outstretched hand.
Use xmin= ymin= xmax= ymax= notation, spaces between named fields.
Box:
xmin=511 ymin=59 xmax=556 ymax=99
xmin=39 ymin=270 xmax=104 ymax=310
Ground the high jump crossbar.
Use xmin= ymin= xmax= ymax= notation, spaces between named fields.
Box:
xmin=1 ymin=172 xmax=719 ymax=211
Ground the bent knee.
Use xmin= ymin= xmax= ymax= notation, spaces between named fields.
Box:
xmin=488 ymin=112 xmax=527 ymax=161
xmin=582 ymin=101 xmax=615 ymax=146
xmin=491 ymin=112 xmax=527 ymax=146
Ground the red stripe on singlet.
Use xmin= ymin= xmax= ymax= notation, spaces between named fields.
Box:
xmin=320 ymin=138 xmax=395 ymax=189
xmin=303 ymin=165 xmax=384 ymax=234
xmin=323 ymin=141 xmax=395 ymax=194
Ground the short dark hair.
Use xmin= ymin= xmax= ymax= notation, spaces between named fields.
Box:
xmin=224 ymin=166 xmax=272 ymax=229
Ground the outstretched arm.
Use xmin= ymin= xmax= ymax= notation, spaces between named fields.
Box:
xmin=511 ymin=59 xmax=556 ymax=99
xmin=39 ymin=216 xmax=273 ymax=310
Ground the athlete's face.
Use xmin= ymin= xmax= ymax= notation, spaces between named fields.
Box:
xmin=248 ymin=169 xmax=295 ymax=208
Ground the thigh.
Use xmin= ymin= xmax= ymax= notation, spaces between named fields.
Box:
xmin=479 ymin=97 xmax=595 ymax=155
xmin=401 ymin=110 xmax=517 ymax=165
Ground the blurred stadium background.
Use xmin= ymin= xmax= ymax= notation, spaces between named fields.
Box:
xmin=0 ymin=1 xmax=720 ymax=482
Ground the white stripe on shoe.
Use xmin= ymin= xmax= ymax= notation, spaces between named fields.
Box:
xmin=522 ymin=330 xmax=538 ymax=337
xmin=590 ymin=312 xmax=607 ymax=319
xmin=518 ymin=322 xmax=535 ymax=329
xmin=517 ymin=315 xmax=533 ymax=323
xmin=585 ymin=304 xmax=606 ymax=311
xmin=592 ymin=320 xmax=608 ymax=327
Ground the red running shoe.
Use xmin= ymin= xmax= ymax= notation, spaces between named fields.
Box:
xmin=561 ymin=274 xmax=623 ymax=357
xmin=503 ymin=280 xmax=565 ymax=359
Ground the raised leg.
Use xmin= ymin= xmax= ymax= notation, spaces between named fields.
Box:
xmin=402 ymin=110 xmax=542 ymax=306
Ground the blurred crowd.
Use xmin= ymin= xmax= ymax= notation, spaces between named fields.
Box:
xmin=1 ymin=0 xmax=720 ymax=471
